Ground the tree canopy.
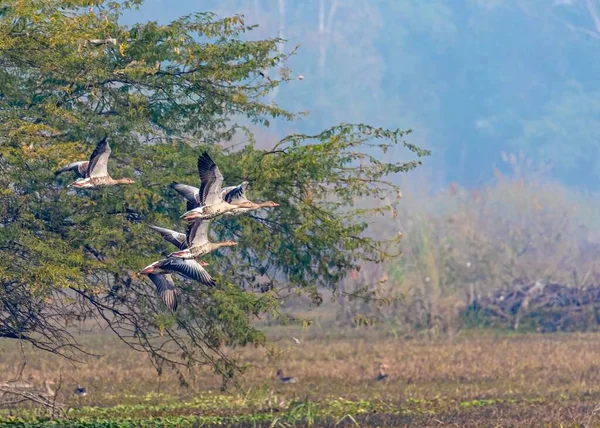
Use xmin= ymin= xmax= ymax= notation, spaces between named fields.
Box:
xmin=0 ymin=0 xmax=428 ymax=383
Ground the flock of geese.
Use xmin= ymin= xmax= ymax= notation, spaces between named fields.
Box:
xmin=4 ymin=137 xmax=391 ymax=401
xmin=55 ymin=137 xmax=279 ymax=310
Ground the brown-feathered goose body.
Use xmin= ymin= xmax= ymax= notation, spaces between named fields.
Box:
xmin=168 ymin=219 xmax=237 ymax=259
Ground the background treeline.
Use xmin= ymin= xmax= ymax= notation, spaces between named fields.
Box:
xmin=274 ymin=155 xmax=600 ymax=335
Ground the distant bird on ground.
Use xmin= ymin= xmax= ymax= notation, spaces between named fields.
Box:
xmin=74 ymin=386 xmax=87 ymax=398
xmin=54 ymin=161 xmax=89 ymax=179
xmin=178 ymin=152 xmax=255 ymax=220
xmin=276 ymin=369 xmax=297 ymax=384
xmin=376 ymin=363 xmax=389 ymax=382
xmin=147 ymin=273 xmax=178 ymax=311
xmin=40 ymin=379 xmax=56 ymax=397
xmin=67 ymin=137 xmax=135 ymax=188
xmin=168 ymin=219 xmax=237 ymax=259
xmin=148 ymin=225 xmax=188 ymax=250
xmin=292 ymin=337 xmax=301 ymax=344
xmin=138 ymin=258 xmax=215 ymax=287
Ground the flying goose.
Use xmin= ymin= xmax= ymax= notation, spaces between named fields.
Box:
xmin=54 ymin=161 xmax=89 ymax=179
xmin=147 ymin=273 xmax=178 ymax=311
xmin=178 ymin=152 xmax=254 ymax=221
xmin=175 ymin=180 xmax=279 ymax=219
xmin=221 ymin=181 xmax=279 ymax=215
xmin=148 ymin=225 xmax=188 ymax=250
xmin=138 ymin=258 xmax=215 ymax=287
xmin=172 ymin=181 xmax=250 ymax=212
xmin=68 ymin=137 xmax=135 ymax=188
xmin=168 ymin=219 xmax=237 ymax=259
xmin=276 ymin=369 xmax=297 ymax=384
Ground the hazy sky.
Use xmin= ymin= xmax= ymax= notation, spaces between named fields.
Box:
xmin=123 ymin=1 xmax=600 ymax=190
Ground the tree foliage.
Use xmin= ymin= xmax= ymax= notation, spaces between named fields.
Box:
xmin=0 ymin=0 xmax=427 ymax=383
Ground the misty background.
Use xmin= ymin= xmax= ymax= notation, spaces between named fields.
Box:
xmin=117 ymin=1 xmax=600 ymax=333
xmin=122 ymin=0 xmax=600 ymax=191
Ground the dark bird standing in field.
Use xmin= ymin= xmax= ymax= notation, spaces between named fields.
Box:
xmin=74 ymin=386 xmax=87 ymax=398
xmin=276 ymin=369 xmax=297 ymax=384
xmin=376 ymin=363 xmax=389 ymax=381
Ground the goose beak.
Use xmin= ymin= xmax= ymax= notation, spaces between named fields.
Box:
xmin=272 ymin=202 xmax=280 ymax=207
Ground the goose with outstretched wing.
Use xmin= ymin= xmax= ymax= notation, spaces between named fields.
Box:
xmin=168 ymin=219 xmax=237 ymax=259
xmin=179 ymin=152 xmax=254 ymax=220
xmin=175 ymin=157 xmax=280 ymax=219
xmin=68 ymin=137 xmax=135 ymax=188
xmin=222 ymin=181 xmax=279 ymax=214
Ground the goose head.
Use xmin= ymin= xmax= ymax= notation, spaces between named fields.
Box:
xmin=138 ymin=261 xmax=160 ymax=275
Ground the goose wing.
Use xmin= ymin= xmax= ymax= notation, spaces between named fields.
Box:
xmin=197 ymin=152 xmax=224 ymax=206
xmin=186 ymin=219 xmax=210 ymax=248
xmin=87 ymin=137 xmax=111 ymax=178
xmin=147 ymin=273 xmax=178 ymax=311
xmin=171 ymin=182 xmax=200 ymax=210
xmin=166 ymin=258 xmax=215 ymax=287
xmin=222 ymin=181 xmax=249 ymax=204
xmin=148 ymin=225 xmax=187 ymax=250
xmin=54 ymin=161 xmax=89 ymax=178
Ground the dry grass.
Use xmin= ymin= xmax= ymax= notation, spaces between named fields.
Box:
xmin=3 ymin=329 xmax=600 ymax=425
xmin=5 ymin=163 xmax=600 ymax=425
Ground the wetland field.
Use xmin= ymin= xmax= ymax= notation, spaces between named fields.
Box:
xmin=2 ymin=329 xmax=600 ymax=427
